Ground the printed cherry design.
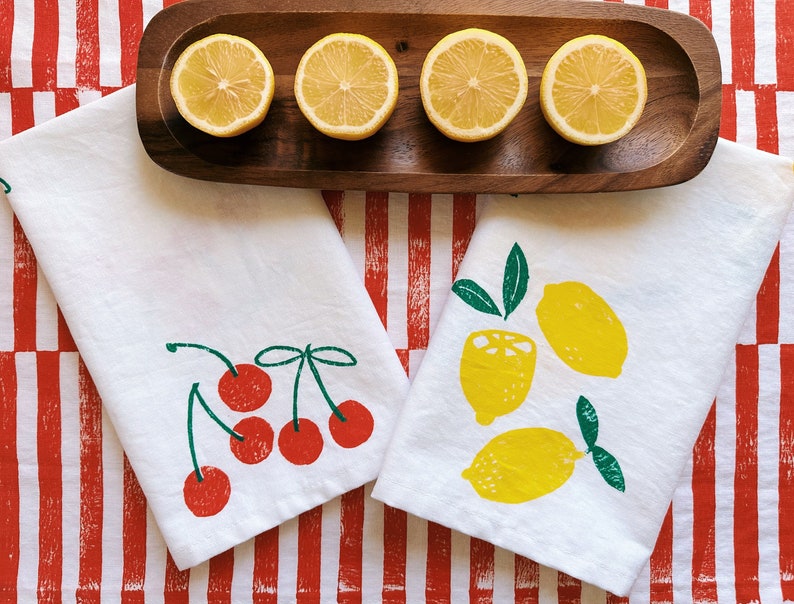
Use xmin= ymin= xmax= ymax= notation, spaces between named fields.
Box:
xmin=230 ymin=416 xmax=274 ymax=464
xmin=256 ymin=344 xmax=373 ymax=464
xmin=167 ymin=342 xmax=272 ymax=412
xmin=278 ymin=418 xmax=324 ymax=465
xmin=329 ymin=400 xmax=374 ymax=448
xmin=181 ymin=383 xmax=245 ymax=516
xmin=183 ymin=465 xmax=231 ymax=517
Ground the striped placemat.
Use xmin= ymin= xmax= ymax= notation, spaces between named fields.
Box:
xmin=2 ymin=0 xmax=794 ymax=601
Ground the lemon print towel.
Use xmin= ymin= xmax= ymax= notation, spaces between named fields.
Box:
xmin=373 ymin=139 xmax=794 ymax=597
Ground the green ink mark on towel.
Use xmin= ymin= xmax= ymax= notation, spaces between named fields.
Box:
xmin=1 ymin=178 xmax=10 ymax=194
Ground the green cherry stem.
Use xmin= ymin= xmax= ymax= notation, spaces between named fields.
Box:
xmin=186 ymin=383 xmax=243 ymax=483
xmin=190 ymin=383 xmax=244 ymax=441
xmin=166 ymin=342 xmax=238 ymax=377
xmin=305 ymin=350 xmax=346 ymax=422
xmin=187 ymin=383 xmax=203 ymax=482
xmin=291 ymin=349 xmax=308 ymax=432
xmin=255 ymin=343 xmax=356 ymax=428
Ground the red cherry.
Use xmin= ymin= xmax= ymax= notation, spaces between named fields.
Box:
xmin=278 ymin=419 xmax=323 ymax=465
xmin=329 ymin=400 xmax=374 ymax=448
xmin=183 ymin=466 xmax=231 ymax=517
xmin=230 ymin=416 xmax=274 ymax=464
xmin=217 ymin=364 xmax=272 ymax=412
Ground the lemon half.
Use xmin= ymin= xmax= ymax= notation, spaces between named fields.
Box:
xmin=170 ymin=33 xmax=275 ymax=137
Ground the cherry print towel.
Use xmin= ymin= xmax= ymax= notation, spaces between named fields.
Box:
xmin=0 ymin=86 xmax=409 ymax=570
xmin=372 ymin=139 xmax=794 ymax=596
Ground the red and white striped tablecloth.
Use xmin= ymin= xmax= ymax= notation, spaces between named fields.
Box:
xmin=2 ymin=0 xmax=794 ymax=602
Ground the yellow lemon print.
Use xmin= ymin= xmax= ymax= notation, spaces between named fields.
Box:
xmin=460 ymin=330 xmax=537 ymax=425
xmin=462 ymin=397 xmax=626 ymax=503
xmin=535 ymin=281 xmax=628 ymax=378
xmin=462 ymin=427 xmax=584 ymax=503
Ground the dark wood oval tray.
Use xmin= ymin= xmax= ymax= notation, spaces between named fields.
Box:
xmin=136 ymin=0 xmax=722 ymax=194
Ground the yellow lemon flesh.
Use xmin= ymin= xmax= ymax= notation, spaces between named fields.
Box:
xmin=535 ymin=281 xmax=628 ymax=378
xmin=294 ymin=33 xmax=399 ymax=141
xmin=462 ymin=427 xmax=584 ymax=503
xmin=459 ymin=329 xmax=536 ymax=425
xmin=169 ymin=34 xmax=275 ymax=137
xmin=420 ymin=28 xmax=528 ymax=142
xmin=539 ymin=34 xmax=647 ymax=145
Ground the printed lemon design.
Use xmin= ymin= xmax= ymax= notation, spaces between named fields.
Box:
xmin=536 ymin=281 xmax=628 ymax=378
xmin=462 ymin=427 xmax=584 ymax=503
xmin=462 ymin=396 xmax=626 ymax=503
xmin=460 ymin=330 xmax=536 ymax=425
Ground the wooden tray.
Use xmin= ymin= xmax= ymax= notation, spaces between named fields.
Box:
xmin=136 ymin=0 xmax=722 ymax=194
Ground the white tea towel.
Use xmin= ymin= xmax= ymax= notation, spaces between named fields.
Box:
xmin=372 ymin=139 xmax=794 ymax=596
xmin=0 ymin=86 xmax=409 ymax=570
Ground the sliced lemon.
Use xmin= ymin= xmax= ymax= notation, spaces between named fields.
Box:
xmin=420 ymin=28 xmax=528 ymax=142
xmin=459 ymin=329 xmax=537 ymax=426
xmin=294 ymin=33 xmax=399 ymax=141
xmin=169 ymin=33 xmax=275 ymax=138
xmin=540 ymin=34 xmax=647 ymax=145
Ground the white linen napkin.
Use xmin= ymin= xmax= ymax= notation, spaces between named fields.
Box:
xmin=0 ymin=85 xmax=409 ymax=570
xmin=372 ymin=139 xmax=794 ymax=596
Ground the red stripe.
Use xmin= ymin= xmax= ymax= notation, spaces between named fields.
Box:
xmin=689 ymin=0 xmax=713 ymax=29
xmin=10 ymin=87 xmax=34 ymax=135
xmin=253 ymin=527 xmax=279 ymax=603
xmin=556 ymin=573 xmax=581 ymax=604
xmin=13 ymin=213 xmax=36 ymax=352
xmin=756 ymin=244 xmax=780 ymax=345
xmin=755 ymin=85 xmax=780 ymax=153
xmin=77 ymin=359 xmax=103 ymax=603
xmin=55 ymin=87 xmax=80 ymax=116
xmin=407 ymin=194 xmax=431 ymax=350
xmin=469 ymin=538 xmax=494 ymax=603
xmin=364 ymin=192 xmax=389 ymax=329
xmin=37 ymin=351 xmax=63 ymax=600
xmin=720 ymin=85 xmax=738 ymax=141
xmin=734 ymin=344 xmax=761 ymax=603
xmin=691 ymin=402 xmax=718 ymax=604
xmin=780 ymin=344 xmax=794 ymax=601
xmin=606 ymin=595 xmax=630 ymax=604
xmin=296 ymin=505 xmax=323 ymax=603
xmin=731 ymin=0 xmax=755 ymax=87
xmin=425 ymin=522 xmax=451 ymax=602
xmin=0 ymin=0 xmax=11 ymax=91
xmin=644 ymin=0 xmax=668 ymax=7
xmin=382 ymin=505 xmax=407 ymax=603
xmin=777 ymin=0 xmax=794 ymax=88
xmin=337 ymin=486 xmax=365 ymax=603
xmin=163 ymin=552 xmax=190 ymax=604
xmin=122 ymin=455 xmax=147 ymax=603
xmin=649 ymin=505 xmax=673 ymax=603
xmin=118 ymin=0 xmax=143 ymax=86
xmin=207 ymin=548 xmax=235 ymax=604
xmin=513 ymin=555 xmax=538 ymax=603
xmin=322 ymin=190 xmax=345 ymax=236
xmin=395 ymin=349 xmax=410 ymax=377
xmin=32 ymin=0 xmax=59 ymax=89
xmin=451 ymin=193 xmax=476 ymax=280
xmin=0 ymin=353 xmax=19 ymax=600
xmin=75 ymin=0 xmax=100 ymax=89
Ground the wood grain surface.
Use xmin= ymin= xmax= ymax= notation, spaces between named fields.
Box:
xmin=135 ymin=0 xmax=722 ymax=193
